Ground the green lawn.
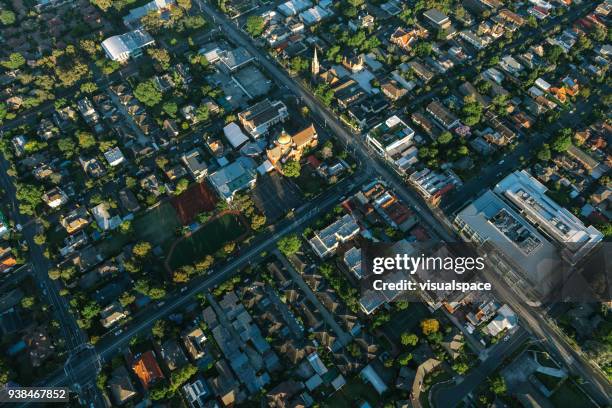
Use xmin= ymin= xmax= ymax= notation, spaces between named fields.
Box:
xmin=324 ymin=377 xmax=379 ymax=408
xmin=166 ymin=213 xmax=246 ymax=271
xmin=549 ymin=380 xmax=597 ymax=408
xmin=98 ymin=201 xmax=181 ymax=257
xmin=132 ymin=201 xmax=181 ymax=245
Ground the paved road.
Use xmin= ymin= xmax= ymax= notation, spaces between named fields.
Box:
xmin=33 ymin=171 xmax=368 ymax=395
xmin=274 ymin=248 xmax=352 ymax=347
xmin=432 ymin=327 xmax=529 ymax=407
xmin=0 ymin=154 xmax=106 ymax=405
xmin=197 ymin=3 xmax=611 ymax=406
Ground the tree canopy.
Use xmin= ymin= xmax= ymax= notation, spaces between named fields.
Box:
xmin=278 ymin=234 xmax=301 ymax=256
xmin=134 ymin=80 xmax=162 ymax=107
xmin=246 ymin=15 xmax=266 ymax=37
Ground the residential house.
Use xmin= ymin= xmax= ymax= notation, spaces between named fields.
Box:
xmin=131 ymin=351 xmax=165 ymax=389
xmin=108 ymin=366 xmax=137 ymax=406
xmin=160 ymin=339 xmax=189 ymax=371
xmin=100 ymin=302 xmax=127 ymax=328
xmin=381 ymin=80 xmax=408 ymax=101
xmin=60 ymin=207 xmax=90 ymax=234
xmin=104 ymin=147 xmax=126 ymax=167
xmin=183 ymin=327 xmax=208 ymax=361
xmin=423 ymin=8 xmax=451 ymax=30
xmin=91 ymin=202 xmax=122 ymax=231
xmin=42 ymin=188 xmax=68 ymax=209
xmin=183 ymin=379 xmax=211 ymax=408
xmin=426 ymin=100 xmax=460 ymax=129
xmin=308 ymin=214 xmax=360 ymax=258
xmin=181 ymin=149 xmax=208 ymax=181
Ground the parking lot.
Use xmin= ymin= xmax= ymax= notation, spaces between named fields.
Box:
xmin=251 ymin=171 xmax=303 ymax=222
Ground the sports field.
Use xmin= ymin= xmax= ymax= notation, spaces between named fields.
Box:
xmin=98 ymin=201 xmax=181 ymax=257
xmin=165 ymin=212 xmax=248 ymax=271
xmin=171 ymin=181 xmax=218 ymax=225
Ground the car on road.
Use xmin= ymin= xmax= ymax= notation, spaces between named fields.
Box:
xmin=498 ymin=160 xmax=505 ymax=165
xmin=114 ymin=329 xmax=123 ymax=336
xmin=503 ymin=335 xmax=510 ymax=342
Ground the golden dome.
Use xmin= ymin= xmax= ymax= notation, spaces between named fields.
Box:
xmin=277 ymin=131 xmax=291 ymax=145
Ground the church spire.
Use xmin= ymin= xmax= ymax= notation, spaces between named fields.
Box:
xmin=312 ymin=47 xmax=320 ymax=77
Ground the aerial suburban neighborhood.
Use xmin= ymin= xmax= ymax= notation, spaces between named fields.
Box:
xmin=0 ymin=0 xmax=610 ymax=406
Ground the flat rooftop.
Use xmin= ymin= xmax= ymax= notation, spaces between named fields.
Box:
xmin=494 ymin=170 xmax=603 ymax=262
xmin=455 ymin=189 xmax=558 ymax=291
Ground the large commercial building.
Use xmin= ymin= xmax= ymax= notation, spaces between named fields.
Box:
xmin=454 ymin=170 xmax=603 ymax=296
xmin=208 ymin=157 xmax=257 ymax=202
xmin=102 ymin=30 xmax=155 ymax=62
xmin=493 ymin=170 xmax=603 ymax=263
xmin=238 ymin=99 xmax=289 ymax=138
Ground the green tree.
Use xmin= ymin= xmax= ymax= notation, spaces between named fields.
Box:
xmin=552 ymin=128 xmax=572 ymax=152
xmin=421 ymin=318 xmax=440 ymax=336
xmin=177 ymin=0 xmax=191 ymax=9
xmin=537 ymin=144 xmax=551 ymax=161
xmin=132 ymin=241 xmax=152 ymax=258
xmin=453 ymin=361 xmax=469 ymax=375
xmin=77 ymin=131 xmax=96 ymax=149
xmin=0 ymin=357 xmax=11 ymax=384
xmin=401 ymin=332 xmax=419 ymax=347
xmin=163 ymin=101 xmax=178 ymax=117
xmin=0 ymin=10 xmax=16 ymax=25
xmin=175 ymin=178 xmax=189 ymax=195
xmin=21 ymin=296 xmax=35 ymax=309
xmin=152 ymin=319 xmax=167 ymax=338
xmin=148 ymin=48 xmax=171 ymax=70
xmin=90 ymin=0 xmax=112 ymax=11
xmin=1 ymin=53 xmax=25 ymax=70
xmin=490 ymin=375 xmax=507 ymax=395
xmin=278 ymin=234 xmax=301 ymax=256
xmin=251 ymin=214 xmax=267 ymax=231
xmin=245 ymin=15 xmax=265 ymax=36
xmin=96 ymin=372 xmax=107 ymax=390
xmin=60 ymin=266 xmax=77 ymax=281
xmin=119 ymin=220 xmax=133 ymax=235
xmin=148 ymin=287 xmax=166 ymax=299
xmin=57 ymin=137 xmax=76 ymax=158
xmin=80 ymin=82 xmax=98 ymax=94
xmin=545 ymin=45 xmax=564 ymax=64
xmin=314 ymin=83 xmax=334 ymax=106
xmin=134 ymin=80 xmax=162 ymax=107
xmin=33 ymin=233 xmax=46 ymax=245
xmin=195 ymin=255 xmax=214 ymax=271
xmin=437 ymin=131 xmax=453 ymax=144
xmin=119 ymin=292 xmax=136 ymax=307
xmin=0 ymin=102 xmax=7 ymax=124
xmin=195 ymin=104 xmax=209 ymax=122
xmin=282 ymin=160 xmax=301 ymax=177
xmin=48 ymin=268 xmax=61 ymax=280
xmin=398 ymin=353 xmax=413 ymax=365
xmin=81 ymin=301 xmax=101 ymax=320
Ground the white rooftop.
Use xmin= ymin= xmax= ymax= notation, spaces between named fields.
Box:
xmin=494 ymin=170 xmax=603 ymax=262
